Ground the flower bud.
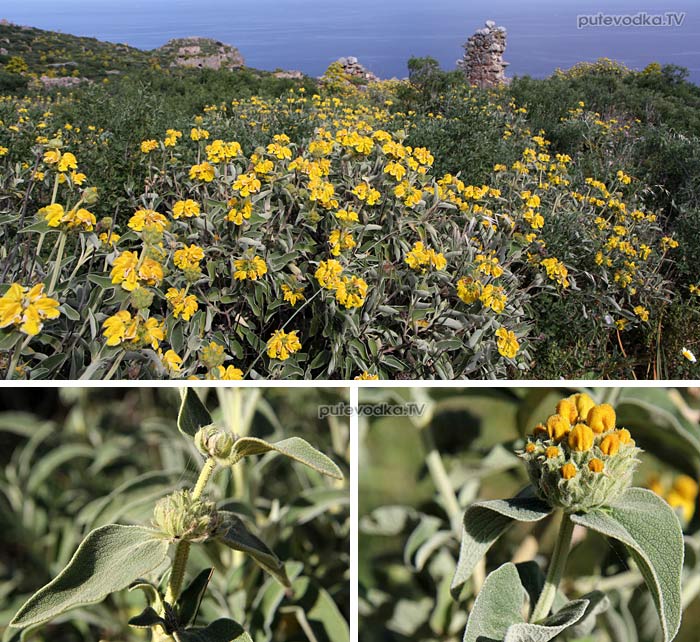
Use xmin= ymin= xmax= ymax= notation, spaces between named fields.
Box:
xmin=587 ymin=403 xmax=616 ymax=433
xmin=545 ymin=414 xmax=570 ymax=440
xmin=130 ymin=286 xmax=154 ymax=311
xmin=82 ymin=186 xmax=99 ymax=205
xmin=152 ymin=490 xmax=219 ymax=542
xmin=568 ymin=424 xmax=594 ymax=452
xmin=520 ymin=395 xmax=640 ymax=513
xmin=194 ymin=426 xmax=234 ymax=461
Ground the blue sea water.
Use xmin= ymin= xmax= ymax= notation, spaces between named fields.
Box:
xmin=2 ymin=0 xmax=699 ymax=82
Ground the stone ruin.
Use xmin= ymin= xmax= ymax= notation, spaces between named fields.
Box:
xmin=336 ymin=56 xmax=379 ymax=83
xmin=457 ymin=20 xmax=509 ymax=88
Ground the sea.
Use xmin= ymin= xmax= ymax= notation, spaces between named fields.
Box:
xmin=2 ymin=0 xmax=699 ymax=82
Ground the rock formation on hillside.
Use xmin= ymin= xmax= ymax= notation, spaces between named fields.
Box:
xmin=457 ymin=20 xmax=509 ymax=88
xmin=157 ymin=37 xmax=244 ymax=70
xmin=336 ymin=56 xmax=379 ymax=83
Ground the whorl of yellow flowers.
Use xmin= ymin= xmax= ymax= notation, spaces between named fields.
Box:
xmin=520 ymin=393 xmax=640 ymax=512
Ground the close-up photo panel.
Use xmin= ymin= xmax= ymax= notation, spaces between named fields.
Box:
xmin=1 ymin=0 xmax=700 ymax=640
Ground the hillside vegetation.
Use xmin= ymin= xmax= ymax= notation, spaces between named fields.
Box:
xmin=0 ymin=25 xmax=699 ymax=379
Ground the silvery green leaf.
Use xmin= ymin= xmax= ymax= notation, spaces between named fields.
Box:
xmin=504 ymin=598 xmax=589 ymax=642
xmin=178 ymin=388 xmax=213 ymax=437
xmin=216 ymin=511 xmax=290 ymax=587
xmin=571 ymin=488 xmax=684 ymax=642
xmin=175 ymin=618 xmax=252 ymax=642
xmin=463 ymin=563 xmax=525 ymax=642
xmin=452 ymin=489 xmax=552 ymax=597
xmin=10 ymin=525 xmax=169 ymax=628
xmin=230 ymin=436 xmax=343 ymax=479
xmin=556 ymin=591 xmax=609 ymax=638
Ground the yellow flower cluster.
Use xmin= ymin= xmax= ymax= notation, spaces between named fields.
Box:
xmin=405 ymin=241 xmax=447 ymax=272
xmin=266 ymin=329 xmax=302 ymax=361
xmin=0 ymin=283 xmax=60 ymax=336
xmin=648 ymin=474 xmax=698 ymax=523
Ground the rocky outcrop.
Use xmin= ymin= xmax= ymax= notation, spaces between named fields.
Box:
xmin=457 ymin=20 xmax=509 ymax=88
xmin=273 ymin=69 xmax=304 ymax=80
xmin=336 ymin=56 xmax=379 ymax=83
xmin=158 ymin=37 xmax=244 ymax=70
xmin=38 ymin=75 xmax=89 ymax=89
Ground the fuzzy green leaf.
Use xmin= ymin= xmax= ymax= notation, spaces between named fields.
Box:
xmin=216 ymin=511 xmax=290 ymax=587
xmin=463 ymin=563 xmax=525 ymax=642
xmin=451 ymin=490 xmax=552 ymax=597
xmin=571 ymin=488 xmax=684 ymax=642
xmin=230 ymin=437 xmax=343 ymax=479
xmin=175 ymin=618 xmax=252 ymax=642
xmin=10 ymin=525 xmax=169 ymax=628
xmin=504 ymin=598 xmax=590 ymax=642
xmin=178 ymin=389 xmax=213 ymax=437
xmin=463 ymin=563 xmax=592 ymax=642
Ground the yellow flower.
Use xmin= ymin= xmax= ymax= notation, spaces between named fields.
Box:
xmin=213 ymin=364 xmax=244 ymax=380
xmin=282 ymin=284 xmax=305 ymax=306
xmin=71 ymin=171 xmax=87 ymax=185
xmin=682 ymin=348 xmax=697 ymax=363
xmin=64 ymin=207 xmax=96 ymax=231
xmin=189 ymin=162 xmax=215 ymax=182
xmin=43 ymin=149 xmax=61 ymax=165
xmin=568 ymin=424 xmax=595 ymax=452
xmin=457 ymin=277 xmax=482 ymax=304
xmin=266 ymin=329 xmax=302 ymax=360
xmin=588 ymin=458 xmax=604 ymax=473
xmin=233 ymin=255 xmax=268 ymax=281
xmin=405 ymin=241 xmax=446 ymax=272
xmin=0 ymin=283 xmax=60 ymax=336
xmin=162 ymin=349 xmax=183 ymax=374
xmin=480 ymin=284 xmax=507 ymax=314
xmin=99 ymin=231 xmax=120 ymax=247
xmin=495 ymin=327 xmax=519 ymax=359
xmin=200 ymin=341 xmax=226 ymax=369
xmin=232 ymin=172 xmax=261 ymax=197
xmin=172 ymin=200 xmax=201 ymax=219
xmin=39 ymin=203 xmax=65 ymax=227
xmin=128 ymin=209 xmax=168 ymax=233
xmin=355 ymin=371 xmax=379 ymax=380
xmin=190 ymin=127 xmax=210 ymax=141
xmin=316 ymin=259 xmax=343 ymax=290
xmin=633 ymin=305 xmax=649 ymax=322
xmin=227 ymin=198 xmax=252 ymax=225
xmin=384 ymin=161 xmax=406 ymax=181
xmin=165 ymin=288 xmax=199 ymax=321
xmin=173 ymin=245 xmax=205 ymax=270
xmin=140 ymin=139 xmax=158 ymax=153
xmin=352 ymin=182 xmax=380 ymax=205
xmin=110 ymin=251 xmax=140 ymax=291
xmin=329 ymin=229 xmax=356 ymax=256
xmin=141 ymin=317 xmax=165 ymax=350
xmin=335 ymin=275 xmax=368 ymax=308
xmin=541 ymin=257 xmax=570 ymax=288
xmin=102 ymin=310 xmax=136 ymax=346
xmin=57 ymin=152 xmax=77 ymax=172
xmin=545 ymin=446 xmax=560 ymax=459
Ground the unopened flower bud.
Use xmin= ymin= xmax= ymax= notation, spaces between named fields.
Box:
xmin=194 ymin=426 xmax=234 ymax=461
xmin=130 ymin=286 xmax=154 ymax=310
xmin=152 ymin=490 xmax=219 ymax=542
xmin=82 ymin=186 xmax=99 ymax=205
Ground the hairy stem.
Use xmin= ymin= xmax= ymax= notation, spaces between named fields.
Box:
xmin=48 ymin=231 xmax=66 ymax=296
xmin=164 ymin=457 xmax=216 ymax=605
xmin=531 ymin=511 xmax=575 ymax=623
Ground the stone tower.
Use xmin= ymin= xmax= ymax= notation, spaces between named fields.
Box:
xmin=457 ymin=20 xmax=509 ymax=88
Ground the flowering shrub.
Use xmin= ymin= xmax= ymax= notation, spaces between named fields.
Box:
xmin=0 ymin=85 xmax=681 ymax=379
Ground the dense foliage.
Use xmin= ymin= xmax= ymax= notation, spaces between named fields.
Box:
xmin=1 ymin=42 xmax=699 ymax=378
